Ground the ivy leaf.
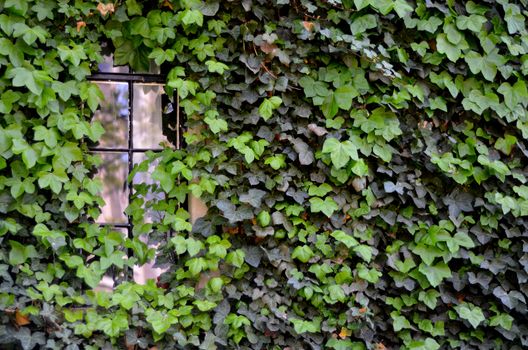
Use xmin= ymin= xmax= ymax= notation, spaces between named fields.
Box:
xmin=9 ymin=240 xmax=38 ymax=265
xmin=22 ymin=146 xmax=38 ymax=168
xmin=454 ymin=303 xmax=485 ymax=328
xmin=497 ymin=80 xmax=528 ymax=110
xmin=334 ymin=85 xmax=358 ymax=110
xmin=391 ymin=312 xmax=412 ymax=331
xmin=321 ymin=94 xmax=339 ymax=119
xmin=51 ymin=80 xmax=79 ymax=101
xmin=444 ymin=23 xmax=462 ymax=45
xmin=181 ymin=9 xmax=204 ymax=26
xmin=99 ymin=311 xmax=129 ymax=337
xmin=12 ymin=23 xmax=47 ymax=45
xmin=5 ymin=0 xmax=28 ymax=15
xmin=291 ymin=245 xmax=314 ymax=263
xmin=57 ymin=44 xmax=87 ymax=66
xmin=418 ymin=262 xmax=451 ymax=287
xmin=353 ymin=245 xmax=373 ymax=263
xmin=322 ymin=138 xmax=358 ymax=169
xmin=264 ymin=154 xmax=286 ymax=170
xmin=464 ymin=51 xmax=497 ymax=81
xmin=353 ymin=0 xmax=369 ymax=10
xmin=239 ymin=189 xmax=267 ymax=208
xmin=258 ymin=96 xmax=282 ymax=120
xmin=504 ymin=3 xmax=525 ymax=34
xmin=125 ymin=0 xmax=142 ymax=15
xmin=331 ymin=230 xmax=359 ymax=248
xmin=436 ymin=33 xmax=461 ymax=62
xmin=489 ymin=313 xmax=514 ymax=330
xmin=350 ymin=14 xmax=377 ymax=35
xmin=79 ymin=82 xmax=103 ymax=112
xmin=129 ymin=17 xmax=150 ymax=37
xmin=226 ymin=249 xmax=245 ymax=268
xmin=204 ymin=110 xmax=228 ymax=134
xmin=292 ymin=138 xmax=314 ymax=165
xmin=328 ymin=284 xmax=346 ymax=302
xmin=186 ymin=238 xmax=204 ymax=257
xmin=456 ymin=15 xmax=486 ymax=32
xmin=205 ymin=60 xmax=229 ymax=74
xmin=393 ymin=0 xmax=413 ymax=18
xmin=416 ymin=16 xmax=443 ymax=33
xmin=309 ymin=197 xmax=339 ymax=217
xmin=308 ymin=183 xmax=333 ymax=197
xmin=6 ymin=67 xmax=43 ymax=94
xmin=418 ymin=289 xmax=440 ymax=310
xmin=185 ymin=257 xmax=207 ymax=275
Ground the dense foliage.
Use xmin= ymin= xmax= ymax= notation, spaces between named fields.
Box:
xmin=1 ymin=0 xmax=528 ymax=349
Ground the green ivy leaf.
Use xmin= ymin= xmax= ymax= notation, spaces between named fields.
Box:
xmin=9 ymin=240 xmax=38 ymax=265
xmin=418 ymin=289 xmax=440 ymax=310
xmin=350 ymin=14 xmax=377 ymax=35
xmin=204 ymin=110 xmax=228 ymax=133
xmin=504 ymin=3 xmax=525 ymax=34
xmin=418 ymin=262 xmax=451 ymax=287
xmin=181 ymin=9 xmax=203 ymax=26
xmin=489 ymin=313 xmax=514 ymax=330
xmin=290 ymin=317 xmax=321 ymax=334
xmin=391 ymin=311 xmax=412 ymax=332
xmin=205 ymin=60 xmax=229 ymax=74
xmin=258 ymin=96 xmax=282 ymax=120
xmin=454 ymin=303 xmax=485 ymax=328
xmin=309 ymin=197 xmax=339 ymax=217
xmin=334 ymin=85 xmax=358 ymax=110
xmin=322 ymin=138 xmax=358 ymax=169
xmin=456 ymin=14 xmax=486 ymax=32
xmin=331 ymin=230 xmax=359 ymax=248
xmin=6 ymin=67 xmax=44 ymax=94
xmin=291 ymin=245 xmax=314 ymax=263
xmin=79 ymin=82 xmax=103 ymax=112
xmin=436 ymin=33 xmax=461 ymax=62
xmin=226 ymin=249 xmax=245 ymax=268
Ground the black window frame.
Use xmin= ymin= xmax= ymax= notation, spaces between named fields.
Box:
xmin=88 ymin=69 xmax=182 ymax=252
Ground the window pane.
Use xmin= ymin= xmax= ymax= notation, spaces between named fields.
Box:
xmin=132 ymin=84 xmax=168 ymax=149
xmin=98 ymin=55 xmax=129 ymax=73
xmin=95 ymin=152 xmax=129 ymax=224
xmin=133 ymin=153 xmax=165 ymax=222
xmin=93 ymin=82 xmax=129 ymax=148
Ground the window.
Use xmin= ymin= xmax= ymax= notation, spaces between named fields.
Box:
xmin=89 ymin=56 xmax=181 ymax=287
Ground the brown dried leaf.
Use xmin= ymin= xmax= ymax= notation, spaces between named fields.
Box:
xmin=97 ymin=3 xmax=115 ymax=16
xmin=76 ymin=21 xmax=86 ymax=32
xmin=302 ymin=21 xmax=314 ymax=32
xmin=260 ymin=42 xmax=278 ymax=55
xmin=15 ymin=310 xmax=30 ymax=326
xmin=161 ymin=0 xmax=174 ymax=10
xmin=338 ymin=327 xmax=351 ymax=339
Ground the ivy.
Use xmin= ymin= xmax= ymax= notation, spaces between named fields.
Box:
xmin=1 ymin=0 xmax=528 ymax=349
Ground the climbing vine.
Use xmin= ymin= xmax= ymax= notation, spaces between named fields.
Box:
xmin=1 ymin=0 xmax=528 ymax=349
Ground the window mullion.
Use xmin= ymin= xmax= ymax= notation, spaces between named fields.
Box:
xmin=126 ymin=80 xmax=134 ymax=281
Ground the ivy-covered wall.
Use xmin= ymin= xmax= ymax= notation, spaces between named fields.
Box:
xmin=1 ymin=0 xmax=528 ymax=349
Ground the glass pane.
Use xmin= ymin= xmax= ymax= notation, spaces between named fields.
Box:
xmin=132 ymin=84 xmax=168 ymax=149
xmin=98 ymin=55 xmax=129 ymax=73
xmin=95 ymin=152 xmax=129 ymax=224
xmin=93 ymin=82 xmax=129 ymax=148
xmin=133 ymin=153 xmax=165 ymax=222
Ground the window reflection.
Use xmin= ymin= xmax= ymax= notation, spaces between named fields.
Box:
xmin=94 ymin=152 xmax=128 ymax=224
xmin=98 ymin=55 xmax=129 ymax=73
xmin=93 ymin=82 xmax=129 ymax=148
xmin=133 ymin=84 xmax=168 ymax=149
